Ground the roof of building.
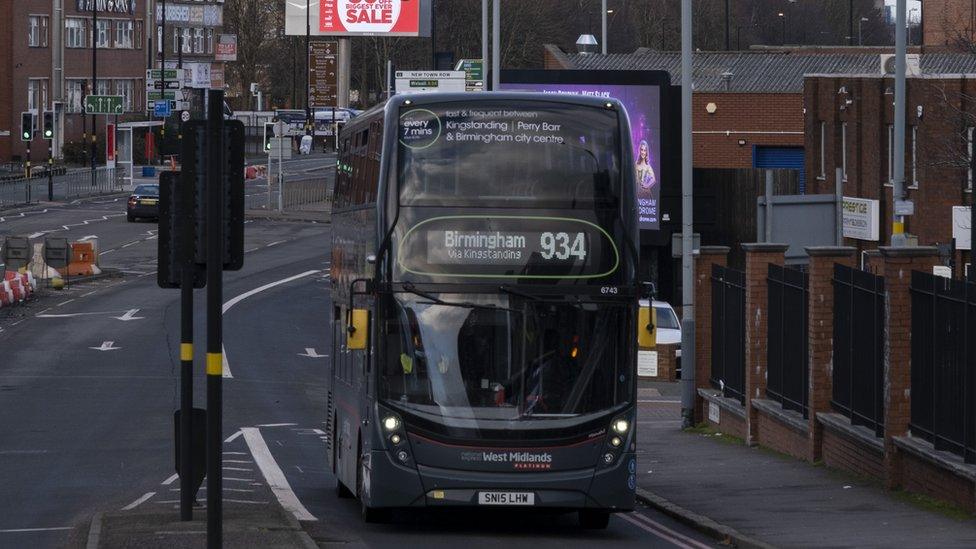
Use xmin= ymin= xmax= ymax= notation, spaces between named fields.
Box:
xmin=551 ymin=47 xmax=976 ymax=92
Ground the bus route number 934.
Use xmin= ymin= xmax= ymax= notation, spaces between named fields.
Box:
xmin=540 ymin=232 xmax=586 ymax=261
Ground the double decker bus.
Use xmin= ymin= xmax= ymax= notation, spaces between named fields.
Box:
xmin=328 ymin=92 xmax=648 ymax=529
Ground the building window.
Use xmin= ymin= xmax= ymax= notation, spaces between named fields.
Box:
xmin=115 ymin=20 xmax=134 ymax=48
xmin=28 ymin=79 xmax=49 ymax=112
xmin=66 ymin=80 xmax=86 ymax=113
xmin=841 ymin=122 xmax=848 ymax=181
xmin=95 ymin=19 xmax=111 ymax=48
xmin=184 ymin=28 xmax=193 ymax=53
xmin=819 ymin=121 xmax=826 ymax=179
xmin=967 ymin=127 xmax=974 ymax=192
xmin=193 ymin=28 xmax=204 ymax=53
xmin=887 ymin=124 xmax=894 ymax=186
xmin=28 ymin=15 xmax=49 ymax=48
xmin=206 ymin=28 xmax=214 ymax=54
xmin=910 ymin=126 xmax=918 ymax=189
xmin=115 ymin=80 xmax=134 ymax=112
xmin=96 ymin=79 xmax=111 ymax=96
xmin=135 ymin=20 xmax=143 ymax=49
xmin=66 ymin=18 xmax=87 ymax=48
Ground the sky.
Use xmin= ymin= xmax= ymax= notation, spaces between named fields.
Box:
xmin=885 ymin=0 xmax=923 ymax=23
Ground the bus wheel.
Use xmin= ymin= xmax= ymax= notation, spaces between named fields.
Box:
xmin=578 ymin=510 xmax=610 ymax=530
xmin=357 ymin=446 xmax=391 ymax=523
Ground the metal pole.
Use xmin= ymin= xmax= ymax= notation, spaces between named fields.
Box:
xmin=179 ymin=212 xmax=193 ymax=521
xmin=482 ymin=0 xmax=488 ymax=83
xmin=765 ymin=171 xmax=773 ymax=242
xmin=725 ymin=0 xmax=731 ymax=51
xmin=386 ymin=59 xmax=392 ymax=98
xmin=278 ymin=132 xmax=283 ymax=213
xmin=91 ymin=2 xmax=97 ymax=188
xmin=337 ymin=38 xmax=351 ymax=108
xmin=305 ymin=0 xmax=311 ymax=138
xmin=836 ymin=167 xmax=844 ymax=246
xmin=161 ymin=0 xmax=166 ymax=148
xmin=680 ymin=0 xmax=696 ymax=428
xmin=492 ymin=0 xmax=500 ymax=91
xmin=205 ymin=89 xmax=225 ymax=549
xmin=48 ymin=137 xmax=54 ymax=202
xmin=849 ymin=0 xmax=855 ymax=46
xmin=601 ymin=0 xmax=607 ymax=55
xmin=892 ymin=0 xmax=907 ymax=246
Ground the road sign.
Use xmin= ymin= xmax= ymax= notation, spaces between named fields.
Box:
xmin=395 ymin=71 xmax=466 ymax=94
xmin=85 ymin=95 xmax=124 ymax=115
xmin=154 ymin=101 xmax=173 ymax=118
xmin=309 ymin=41 xmax=338 ymax=108
xmin=455 ymin=59 xmax=485 ymax=91
xmin=181 ymin=111 xmax=191 ymax=122
xmin=154 ymin=80 xmax=182 ymax=90
xmin=147 ymin=68 xmax=191 ymax=85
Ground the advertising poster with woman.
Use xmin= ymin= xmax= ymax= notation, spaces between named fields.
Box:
xmin=499 ymin=82 xmax=662 ymax=231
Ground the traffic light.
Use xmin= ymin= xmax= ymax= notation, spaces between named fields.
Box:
xmin=42 ymin=111 xmax=54 ymax=140
xmin=20 ymin=112 xmax=33 ymax=141
xmin=263 ymin=122 xmax=274 ymax=152
xmin=181 ymin=120 xmax=245 ymax=271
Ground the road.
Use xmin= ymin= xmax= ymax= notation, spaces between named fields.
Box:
xmin=0 ymin=196 xmax=717 ymax=548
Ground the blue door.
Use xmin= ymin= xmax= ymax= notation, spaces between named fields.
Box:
xmin=753 ymin=146 xmax=806 ymax=194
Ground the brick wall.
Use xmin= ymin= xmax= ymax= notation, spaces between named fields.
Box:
xmin=640 ymin=343 xmax=680 ymax=382
xmin=900 ymin=451 xmax=976 ymax=512
xmin=694 ymin=246 xmax=730 ymax=422
xmin=755 ymin=408 xmax=809 ymax=461
xmin=880 ymin=247 xmax=940 ymax=489
xmin=0 ymin=0 xmax=13 ymax=161
xmin=806 ymin=247 xmax=857 ymax=461
xmin=922 ymin=0 xmax=976 ymax=51
xmin=694 ymin=93 xmax=804 ymax=169
xmin=704 ymin=399 xmax=748 ymax=440
xmin=742 ymin=243 xmax=788 ymax=445
xmin=822 ymin=426 xmax=886 ymax=481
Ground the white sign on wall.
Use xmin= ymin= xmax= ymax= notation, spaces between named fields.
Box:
xmin=395 ymin=71 xmax=466 ymax=94
xmin=637 ymin=350 xmax=658 ymax=377
xmin=953 ymin=206 xmax=972 ymax=250
xmin=842 ymin=197 xmax=880 ymax=241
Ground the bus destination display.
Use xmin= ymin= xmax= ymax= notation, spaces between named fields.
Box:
xmin=427 ymin=230 xmax=587 ymax=266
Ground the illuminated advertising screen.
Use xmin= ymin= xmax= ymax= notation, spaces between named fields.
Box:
xmin=501 ymin=71 xmax=669 ymax=232
xmin=286 ymin=0 xmax=431 ymax=37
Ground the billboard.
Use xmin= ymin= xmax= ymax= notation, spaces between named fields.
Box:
xmin=215 ymin=35 xmax=238 ymax=62
xmin=501 ymin=71 xmax=670 ymax=231
xmin=286 ymin=0 xmax=431 ymax=37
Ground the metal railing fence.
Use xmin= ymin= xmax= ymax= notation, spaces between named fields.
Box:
xmin=0 ymin=167 xmax=122 ymax=209
xmin=766 ymin=264 xmax=810 ymax=417
xmin=910 ymin=271 xmax=976 ymax=463
xmin=711 ymin=264 xmax=747 ymax=404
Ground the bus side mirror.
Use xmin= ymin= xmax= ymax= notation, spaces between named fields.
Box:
xmin=638 ymin=306 xmax=656 ymax=349
xmin=641 ymin=282 xmax=657 ymax=299
xmin=348 ymin=309 xmax=369 ymax=350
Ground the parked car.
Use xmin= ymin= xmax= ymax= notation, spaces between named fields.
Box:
xmin=127 ymin=184 xmax=160 ymax=222
xmin=639 ymin=299 xmax=683 ymax=375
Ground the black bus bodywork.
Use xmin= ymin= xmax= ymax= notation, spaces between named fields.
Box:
xmin=328 ymin=93 xmax=641 ymax=528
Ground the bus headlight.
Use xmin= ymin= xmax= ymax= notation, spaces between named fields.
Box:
xmin=610 ymin=436 xmax=622 ymax=447
xmin=383 ymin=416 xmax=400 ymax=431
xmin=390 ymin=434 xmax=402 ymax=445
xmin=612 ymin=419 xmax=629 ymax=434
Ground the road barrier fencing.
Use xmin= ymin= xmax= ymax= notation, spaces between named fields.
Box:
xmin=766 ymin=264 xmax=810 ymax=417
xmin=0 ymin=167 xmax=123 ymax=209
xmin=832 ymin=264 xmax=885 ymax=438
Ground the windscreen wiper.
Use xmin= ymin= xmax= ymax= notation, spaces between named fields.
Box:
xmin=499 ymin=285 xmax=582 ymax=309
xmin=399 ymin=283 xmax=517 ymax=312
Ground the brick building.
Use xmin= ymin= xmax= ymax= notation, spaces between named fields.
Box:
xmin=804 ymin=62 xmax=976 ymax=267
xmin=0 ymin=0 xmax=152 ymax=164
xmin=922 ymin=0 xmax=976 ymax=51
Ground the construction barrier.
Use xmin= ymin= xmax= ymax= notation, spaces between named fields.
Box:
xmin=67 ymin=241 xmax=100 ymax=277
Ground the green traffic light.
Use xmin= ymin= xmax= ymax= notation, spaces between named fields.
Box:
xmin=23 ymin=131 xmax=30 ymax=139
xmin=44 ymin=130 xmax=53 ymax=138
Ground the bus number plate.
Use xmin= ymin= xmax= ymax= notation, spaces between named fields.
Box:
xmin=478 ymin=491 xmax=535 ymax=506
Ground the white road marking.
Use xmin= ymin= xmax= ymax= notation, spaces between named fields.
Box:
xmin=0 ymin=527 xmax=73 ymax=534
xmin=241 ymin=427 xmax=317 ymax=522
xmin=255 ymin=423 xmax=298 ymax=428
xmin=225 ymin=430 xmax=243 ymax=443
xmin=89 ymin=341 xmax=121 ymax=351
xmin=57 ymin=299 xmax=75 ymax=307
xmin=121 ymin=491 xmax=156 ymax=511
xmin=112 ymin=309 xmax=144 ymax=321
xmin=223 ymin=467 xmax=253 ymax=472
xmin=162 ymin=474 xmax=179 ymax=485
xmin=120 ymin=241 xmax=139 ymax=248
xmin=220 ymin=270 xmax=320 ymax=379
xmin=37 ymin=311 xmax=119 ymax=318
xmin=223 ymin=451 xmax=247 ymax=455
xmin=266 ymin=240 xmax=286 ymax=247
xmin=298 ymin=347 xmax=327 ymax=358
xmin=624 ymin=512 xmax=713 ymax=549
xmin=224 ymin=477 xmax=256 ymax=482
xmin=224 ymin=460 xmax=254 ymax=464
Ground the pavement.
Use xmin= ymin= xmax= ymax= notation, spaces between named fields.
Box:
xmin=637 ymin=382 xmax=976 ymax=548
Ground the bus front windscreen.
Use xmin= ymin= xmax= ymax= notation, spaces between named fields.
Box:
xmin=395 ymin=100 xmax=629 ymax=283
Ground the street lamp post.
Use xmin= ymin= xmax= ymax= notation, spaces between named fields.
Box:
xmin=601 ymin=0 xmax=607 ymax=55
xmin=778 ymin=12 xmax=786 ymax=45
xmin=858 ymin=16 xmax=869 ymax=46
